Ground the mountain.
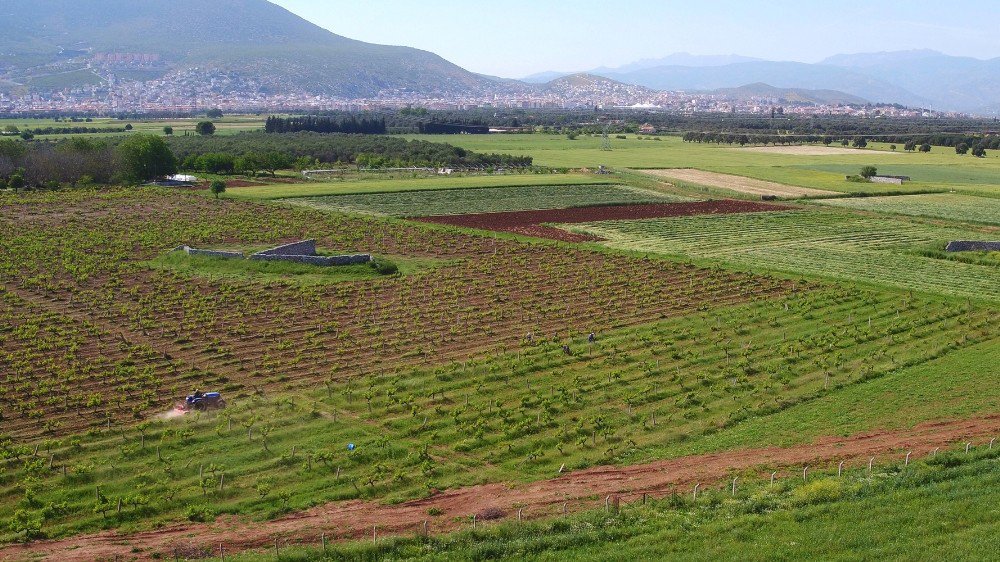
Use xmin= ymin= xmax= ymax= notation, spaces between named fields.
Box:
xmin=0 ymin=0 xmax=517 ymax=97
xmin=707 ymin=83 xmax=868 ymax=105
xmin=600 ymin=61 xmax=927 ymax=107
xmin=592 ymin=52 xmax=762 ymax=74
xmin=820 ymin=50 xmax=1000 ymax=113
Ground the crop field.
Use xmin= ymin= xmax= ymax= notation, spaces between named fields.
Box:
xmin=226 ymin=173 xmax=615 ymax=200
xmin=0 ymin=279 xmax=994 ymax=545
xmin=811 ymin=192 xmax=1000 ymax=226
xmin=2 ymin=133 xmax=999 ymax=561
xmin=416 ymin=200 xmax=792 ymax=242
xmin=407 ymin=134 xmax=1000 ymax=197
xmin=0 ymin=116 xmax=263 ymax=138
xmin=282 ymin=184 xmax=688 ymax=217
xmin=0 ymin=188 xmax=790 ymax=441
xmin=566 ymin=210 xmax=1000 ymax=302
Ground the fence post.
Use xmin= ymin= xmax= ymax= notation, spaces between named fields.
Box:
xmin=518 ymin=508 xmax=523 ymax=521
xmin=274 ymin=539 xmax=279 ymax=558
xmin=732 ymin=477 xmax=737 ymax=496
xmin=472 ymin=514 xmax=477 ymax=529
xmin=322 ymin=533 xmax=327 ymax=553
xmin=605 ymin=495 xmax=610 ymax=512
xmin=966 ymin=442 xmax=971 ymax=454
xmin=563 ymin=502 xmax=567 ymax=515
xmin=802 ymin=466 xmax=808 ymax=481
xmin=693 ymin=483 xmax=700 ymax=500
xmin=373 ymin=524 xmax=377 ymax=544
xmin=990 ymin=438 xmax=995 ymax=450
xmin=770 ymin=471 xmax=777 ymax=486
xmin=838 ymin=461 xmax=844 ymax=477
xmin=905 ymin=452 xmax=911 ymax=466
xmin=932 ymin=447 xmax=939 ymax=457
xmin=219 ymin=543 xmax=225 ymax=562
xmin=868 ymin=456 xmax=875 ymax=475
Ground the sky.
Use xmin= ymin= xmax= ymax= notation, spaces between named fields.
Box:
xmin=270 ymin=0 xmax=1000 ymax=78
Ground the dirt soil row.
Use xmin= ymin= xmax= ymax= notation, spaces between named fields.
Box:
xmin=4 ymin=415 xmax=996 ymax=561
xmin=415 ymin=200 xmax=794 ymax=242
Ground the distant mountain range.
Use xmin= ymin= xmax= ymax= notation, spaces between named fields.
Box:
xmin=1 ymin=0 xmax=998 ymax=114
xmin=528 ymin=50 xmax=1000 ymax=114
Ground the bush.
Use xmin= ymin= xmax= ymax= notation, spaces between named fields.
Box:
xmin=791 ymin=479 xmax=844 ymax=506
xmin=371 ymin=258 xmax=399 ymax=275
xmin=184 ymin=505 xmax=216 ymax=522
xmin=859 ymin=165 xmax=877 ymax=178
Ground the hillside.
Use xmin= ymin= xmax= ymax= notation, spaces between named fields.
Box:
xmin=0 ymin=0 xmax=514 ymax=97
xmin=708 ymin=82 xmax=869 ymax=105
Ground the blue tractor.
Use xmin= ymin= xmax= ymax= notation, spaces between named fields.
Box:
xmin=182 ymin=391 xmax=226 ymax=412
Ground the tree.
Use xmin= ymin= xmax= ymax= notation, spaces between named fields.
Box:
xmin=972 ymin=144 xmax=987 ymax=158
xmin=116 ymin=134 xmax=177 ymax=183
xmin=955 ymin=143 xmax=969 ymax=155
xmin=859 ymin=165 xmax=877 ymax=179
xmin=904 ymin=140 xmax=917 ymax=152
xmin=163 ymin=126 xmax=174 ymax=136
xmin=889 ymin=144 xmax=897 ymax=151
xmin=124 ymin=124 xmax=133 ymax=131
xmin=20 ymin=131 xmax=34 ymax=141
xmin=206 ymin=108 xmax=224 ymax=119
xmin=8 ymin=169 xmax=25 ymax=192
xmin=919 ymin=144 xmax=932 ymax=153
xmin=840 ymin=139 xmax=849 ymax=146
xmin=209 ymin=179 xmax=226 ymax=199
xmin=851 ymin=137 xmax=868 ymax=148
xmin=195 ymin=121 xmax=216 ymax=136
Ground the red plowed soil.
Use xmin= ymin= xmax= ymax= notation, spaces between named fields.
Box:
xmin=415 ymin=200 xmax=794 ymax=241
xmin=4 ymin=415 xmax=996 ymax=561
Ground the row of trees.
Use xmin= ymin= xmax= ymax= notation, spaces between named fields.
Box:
xmin=264 ymin=116 xmax=387 ymax=135
xmin=0 ymin=136 xmax=175 ymax=187
xmin=179 ymin=152 xmax=292 ymax=176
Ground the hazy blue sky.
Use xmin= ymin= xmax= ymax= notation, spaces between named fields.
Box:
xmin=271 ymin=0 xmax=1000 ymax=78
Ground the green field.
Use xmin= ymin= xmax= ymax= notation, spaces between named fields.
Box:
xmin=0 ymin=116 xmax=263 ymax=138
xmin=407 ymin=134 xmax=1000 ymax=198
xmin=810 ymin=192 xmax=1000 ymax=226
xmin=283 ymin=184 xmax=689 ymax=217
xmin=567 ymin=210 xmax=1000 ymax=302
xmin=226 ymin=173 xmax=616 ymax=200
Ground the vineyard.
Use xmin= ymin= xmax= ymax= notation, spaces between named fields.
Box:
xmin=568 ymin=210 xmax=1000 ymax=302
xmin=0 ymin=281 xmax=994 ymax=543
xmin=0 ymin=188 xmax=789 ymax=442
xmin=282 ymin=184 xmax=688 ymax=217
xmin=812 ymin=192 xmax=1000 ymax=226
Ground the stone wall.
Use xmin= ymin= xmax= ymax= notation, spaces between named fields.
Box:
xmin=255 ymin=239 xmax=317 ymax=256
xmin=249 ymin=253 xmax=372 ymax=266
xmin=945 ymin=241 xmax=1000 ymax=252
xmin=870 ymin=176 xmax=903 ymax=185
xmin=182 ymin=247 xmax=245 ymax=259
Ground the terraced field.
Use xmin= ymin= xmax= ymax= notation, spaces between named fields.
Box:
xmin=566 ymin=210 xmax=1000 ymax=301
xmin=811 ymin=192 xmax=1000 ymax=226
xmin=283 ymin=184 xmax=691 ymax=217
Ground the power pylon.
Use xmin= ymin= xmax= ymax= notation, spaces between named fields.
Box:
xmin=600 ymin=125 xmax=612 ymax=151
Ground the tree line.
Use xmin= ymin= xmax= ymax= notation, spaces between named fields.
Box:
xmin=264 ymin=116 xmax=387 ymax=135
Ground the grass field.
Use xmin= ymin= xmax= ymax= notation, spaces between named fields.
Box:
xmin=0 ymin=116 xmax=263 ymax=138
xmin=406 ymin=134 xmax=1000 ymax=198
xmin=810 ymin=192 xmax=1000 ymax=226
xmin=225 ymin=173 xmax=616 ymax=200
xmin=284 ymin=184 xmax=690 ymax=217
xmin=567 ymin=210 xmax=1000 ymax=302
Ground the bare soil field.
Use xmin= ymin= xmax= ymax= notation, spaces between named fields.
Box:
xmin=641 ymin=168 xmax=838 ymax=198
xmin=415 ymin=200 xmax=793 ymax=242
xmin=4 ymin=415 xmax=995 ymax=561
xmin=735 ymin=145 xmax=901 ymax=156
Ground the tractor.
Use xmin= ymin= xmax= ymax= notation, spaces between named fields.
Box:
xmin=178 ymin=391 xmax=226 ymax=412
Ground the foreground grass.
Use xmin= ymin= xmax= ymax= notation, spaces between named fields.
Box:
xmin=233 ymin=448 xmax=1000 ymax=561
xmin=226 ymin=173 xmax=615 ymax=200
xmin=1 ymin=285 xmax=994 ymax=542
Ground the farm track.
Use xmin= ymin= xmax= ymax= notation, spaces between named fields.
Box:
xmin=415 ymin=200 xmax=795 ymax=242
xmin=3 ymin=415 xmax=997 ymax=562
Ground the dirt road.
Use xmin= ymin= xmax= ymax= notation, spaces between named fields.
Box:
xmin=3 ymin=415 xmax=997 ymax=561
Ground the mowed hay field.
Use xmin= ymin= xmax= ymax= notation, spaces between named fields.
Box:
xmin=811 ymin=192 xmax=1000 ymax=226
xmin=640 ymin=168 xmax=837 ymax=198
xmin=407 ymin=134 xmax=1000 ymax=197
xmin=283 ymin=184 xmax=692 ymax=217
